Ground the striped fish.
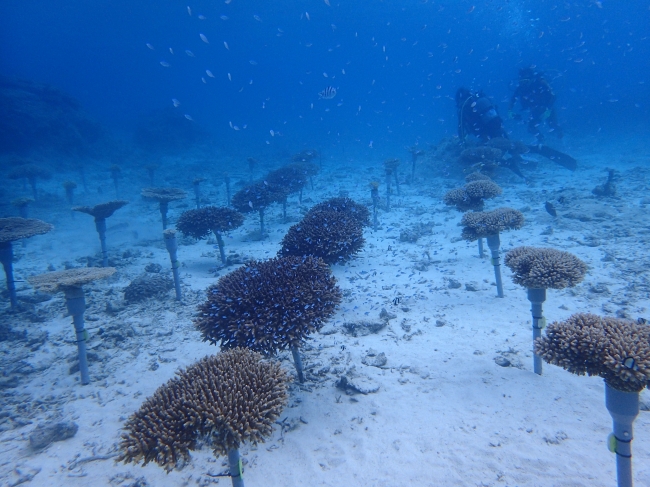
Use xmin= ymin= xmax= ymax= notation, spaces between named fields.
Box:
xmin=318 ymin=86 xmax=337 ymax=99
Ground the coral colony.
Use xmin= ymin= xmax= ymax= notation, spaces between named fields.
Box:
xmin=73 ymin=200 xmax=128 ymax=267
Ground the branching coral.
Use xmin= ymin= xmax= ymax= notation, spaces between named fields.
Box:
xmin=535 ymin=313 xmax=650 ymax=392
xmin=195 ymin=256 xmax=342 ymax=355
xmin=305 ymin=197 xmax=371 ymax=228
xmin=504 ymin=246 xmax=588 ymax=289
xmin=118 ymin=348 xmax=288 ymax=470
xmin=231 ymin=180 xmax=288 ymax=234
xmin=461 ymin=207 xmax=525 ymax=241
xmin=176 ymin=206 xmax=244 ymax=240
xmin=279 ymin=209 xmax=365 ymax=264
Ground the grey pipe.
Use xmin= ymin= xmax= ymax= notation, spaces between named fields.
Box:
xmin=64 ymin=287 xmax=90 ymax=385
xmin=486 ymin=234 xmax=503 ymax=298
xmin=159 ymin=202 xmax=169 ymax=230
xmin=385 ymin=172 xmax=391 ymax=212
xmin=227 ymin=448 xmax=245 ymax=487
xmin=214 ymin=231 xmax=226 ymax=265
xmin=606 ymin=384 xmax=639 ymax=487
xmin=258 ymin=208 xmax=265 ymax=236
xmin=394 ymin=171 xmax=400 ymax=196
xmin=527 ymin=287 xmax=547 ymax=375
xmin=477 ymin=237 xmax=485 ymax=258
xmin=163 ymin=230 xmax=182 ymax=301
xmin=94 ymin=218 xmax=108 ymax=267
xmin=193 ymin=182 xmax=201 ymax=209
xmin=371 ymin=187 xmax=379 ymax=231
xmin=225 ymin=176 xmax=232 ymax=206
xmin=0 ymin=242 xmax=17 ymax=310
xmin=291 ymin=346 xmax=305 ymax=383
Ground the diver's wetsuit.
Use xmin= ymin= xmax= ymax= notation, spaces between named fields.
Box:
xmin=456 ymin=89 xmax=508 ymax=142
xmin=509 ymin=70 xmax=563 ymax=141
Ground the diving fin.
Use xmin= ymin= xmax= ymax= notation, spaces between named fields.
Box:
xmin=527 ymin=144 xmax=577 ymax=171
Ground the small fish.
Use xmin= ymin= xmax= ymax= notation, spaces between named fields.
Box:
xmin=253 ymin=14 xmax=262 ymax=22
xmin=249 ymin=60 xmax=258 ymax=65
xmin=187 ymin=6 xmax=192 ymax=16
xmin=200 ymin=33 xmax=209 ymax=44
xmin=324 ymin=0 xmax=330 ymax=5
xmin=544 ymin=201 xmax=557 ymax=217
xmin=198 ymin=14 xmax=206 ymax=20
xmin=146 ymin=43 xmax=155 ymax=50
xmin=169 ymin=47 xmax=174 ymax=54
xmin=184 ymin=114 xmax=194 ymax=121
xmin=172 ymin=98 xmax=181 ymax=107
xmin=248 ymin=201 xmax=254 ymax=208
xmin=160 ymin=61 xmax=171 ymax=67
xmin=206 ymin=69 xmax=215 ymax=78
xmin=227 ymin=72 xmax=232 ymax=81
xmin=393 ymin=297 xmax=401 ymax=305
xmin=270 ymin=129 xmax=275 ymax=136
xmin=185 ymin=50 xmax=195 ymax=57
xmin=224 ymin=41 xmax=230 ymax=50
xmin=318 ymin=86 xmax=337 ymax=99
xmin=220 ymin=15 xmax=229 ymax=20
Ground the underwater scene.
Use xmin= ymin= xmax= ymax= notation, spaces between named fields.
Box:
xmin=1 ymin=0 xmax=649 ymax=486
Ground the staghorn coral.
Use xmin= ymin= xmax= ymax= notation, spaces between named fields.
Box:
xmin=461 ymin=207 xmax=525 ymax=241
xmin=73 ymin=200 xmax=128 ymax=220
xmin=464 ymin=180 xmax=503 ymax=200
xmin=29 ymin=267 xmax=116 ymax=294
xmin=464 ymin=172 xmax=492 ymax=183
xmin=195 ymin=256 xmax=342 ymax=355
xmin=0 ymin=217 xmax=52 ymax=243
xmin=279 ymin=209 xmax=365 ymax=264
xmin=176 ymin=206 xmax=244 ymax=240
xmin=535 ymin=313 xmax=650 ymax=392
xmin=141 ymin=187 xmax=187 ymax=203
xmin=118 ymin=348 xmax=288 ymax=470
xmin=265 ymin=164 xmax=308 ymax=195
xmin=8 ymin=164 xmax=52 ymax=200
xmin=231 ymin=181 xmax=287 ymax=213
xmin=504 ymin=246 xmax=587 ymax=289
xmin=123 ymin=273 xmax=174 ymax=303
xmin=291 ymin=149 xmax=319 ymax=163
xmin=305 ymin=197 xmax=371 ymax=227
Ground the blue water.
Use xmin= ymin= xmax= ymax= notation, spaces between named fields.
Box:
xmin=1 ymin=0 xmax=649 ymax=159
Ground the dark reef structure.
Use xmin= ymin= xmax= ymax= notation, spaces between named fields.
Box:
xmin=195 ymin=256 xmax=341 ymax=381
xmin=118 ymin=348 xmax=288 ymax=480
xmin=73 ymin=200 xmax=129 ymax=267
xmin=592 ymin=168 xmax=618 ymax=198
xmin=231 ymin=181 xmax=288 ymax=236
xmin=443 ymin=180 xmax=503 ymax=212
xmin=535 ymin=313 xmax=650 ymax=486
xmin=279 ymin=209 xmax=365 ymax=265
xmin=176 ymin=206 xmax=244 ymax=264
xmin=123 ymin=273 xmax=174 ymax=303
xmin=141 ymin=187 xmax=187 ymax=230
xmin=7 ymin=164 xmax=52 ymax=201
xmin=505 ymin=246 xmax=588 ymax=375
xmin=0 ymin=217 xmax=53 ymax=310
xmin=265 ymin=164 xmax=308 ymax=216
xmin=0 ymin=77 xmax=104 ymax=156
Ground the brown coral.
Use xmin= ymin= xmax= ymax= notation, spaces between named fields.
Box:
xmin=195 ymin=256 xmax=342 ymax=355
xmin=504 ymin=246 xmax=587 ymax=289
xmin=0 ymin=217 xmax=53 ymax=243
xmin=535 ymin=313 xmax=650 ymax=392
xmin=176 ymin=206 xmax=244 ymax=240
xmin=460 ymin=207 xmax=525 ymax=241
xmin=118 ymin=348 xmax=288 ymax=470
xmin=305 ymin=197 xmax=371 ymax=227
xmin=443 ymin=180 xmax=502 ymax=212
xmin=73 ymin=200 xmax=129 ymax=220
xmin=29 ymin=267 xmax=116 ymax=294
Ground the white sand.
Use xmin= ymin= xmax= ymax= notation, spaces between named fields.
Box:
xmin=1 ymin=140 xmax=649 ymax=487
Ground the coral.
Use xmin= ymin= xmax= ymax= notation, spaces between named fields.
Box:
xmin=29 ymin=267 xmax=116 ymax=294
xmin=73 ymin=200 xmax=128 ymax=220
xmin=7 ymin=164 xmax=52 ymax=182
xmin=384 ymin=158 xmax=400 ymax=172
xmin=535 ymin=313 xmax=650 ymax=392
xmin=443 ymin=180 xmax=502 ymax=212
xmin=461 ymin=207 xmax=525 ymax=241
xmin=464 ymin=172 xmax=492 ymax=182
xmin=176 ymin=206 xmax=244 ymax=240
xmin=305 ymin=197 xmax=371 ymax=227
xmin=123 ymin=273 xmax=174 ymax=303
xmin=504 ymin=246 xmax=588 ymax=289
xmin=592 ymin=169 xmax=618 ymax=197
xmin=0 ymin=217 xmax=53 ymax=243
xmin=118 ymin=348 xmax=288 ymax=470
xmin=231 ymin=181 xmax=287 ymax=213
xmin=291 ymin=149 xmax=319 ymax=163
xmin=195 ymin=256 xmax=342 ymax=355
xmin=265 ymin=164 xmax=308 ymax=195
xmin=464 ymin=180 xmax=503 ymax=199
xmin=141 ymin=187 xmax=187 ymax=203
xmin=62 ymin=181 xmax=77 ymax=190
xmin=279 ymin=210 xmax=365 ymax=264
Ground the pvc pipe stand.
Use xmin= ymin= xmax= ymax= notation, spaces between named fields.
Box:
xmin=64 ymin=287 xmax=90 ymax=385
xmin=606 ymin=384 xmax=639 ymax=487
xmin=0 ymin=242 xmax=17 ymax=309
xmin=527 ymin=287 xmax=547 ymax=375
xmin=94 ymin=218 xmax=108 ymax=267
xmin=291 ymin=346 xmax=305 ymax=383
xmin=164 ymin=231 xmax=182 ymax=301
xmin=227 ymin=448 xmax=245 ymax=487
xmin=486 ymin=234 xmax=503 ymax=298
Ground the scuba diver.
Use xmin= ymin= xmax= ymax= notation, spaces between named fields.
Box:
xmin=456 ymin=87 xmax=508 ymax=142
xmin=508 ymin=67 xmax=563 ymax=142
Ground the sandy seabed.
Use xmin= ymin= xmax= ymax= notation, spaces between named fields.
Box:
xmin=1 ymin=137 xmax=649 ymax=487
